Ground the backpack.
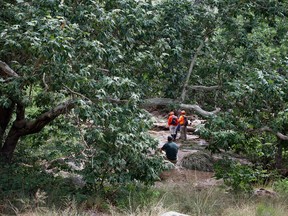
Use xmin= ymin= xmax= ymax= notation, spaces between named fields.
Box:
xmin=184 ymin=116 xmax=188 ymax=126
xmin=171 ymin=116 xmax=177 ymax=125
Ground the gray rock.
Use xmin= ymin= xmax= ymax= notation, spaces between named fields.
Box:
xmin=161 ymin=211 xmax=190 ymax=216
xmin=181 ymin=151 xmax=214 ymax=172
xmin=254 ymin=188 xmax=277 ymax=198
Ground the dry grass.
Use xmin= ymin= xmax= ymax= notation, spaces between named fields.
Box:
xmin=11 ymin=190 xmax=288 ymax=216
xmin=110 ymin=197 xmax=170 ymax=216
xmin=148 ymin=181 xmax=288 ymax=216
xmin=222 ymin=202 xmax=288 ymax=216
xmin=4 ymin=176 xmax=288 ymax=216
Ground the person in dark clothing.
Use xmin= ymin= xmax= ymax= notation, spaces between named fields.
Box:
xmin=160 ymin=136 xmax=179 ymax=164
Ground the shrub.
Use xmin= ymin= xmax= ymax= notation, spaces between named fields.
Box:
xmin=273 ymin=179 xmax=288 ymax=195
xmin=214 ymin=158 xmax=269 ymax=193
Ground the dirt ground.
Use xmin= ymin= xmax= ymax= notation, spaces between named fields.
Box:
xmin=87 ymin=114 xmax=222 ymax=216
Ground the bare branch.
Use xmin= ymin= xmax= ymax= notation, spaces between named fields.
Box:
xmin=0 ymin=61 xmax=20 ymax=78
xmin=276 ymin=132 xmax=288 ymax=141
xmin=96 ymin=68 xmax=110 ymax=72
xmin=260 ymin=126 xmax=288 ymax=141
xmin=142 ymin=98 xmax=220 ymax=117
xmin=64 ymin=85 xmax=92 ymax=102
xmin=42 ymin=73 xmax=49 ymax=91
xmin=180 ymin=37 xmax=209 ymax=102
xmin=180 ymin=104 xmax=221 ymax=117
xmin=189 ymin=85 xmax=221 ymax=91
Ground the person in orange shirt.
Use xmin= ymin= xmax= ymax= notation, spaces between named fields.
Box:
xmin=178 ymin=110 xmax=187 ymax=140
xmin=167 ymin=111 xmax=178 ymax=140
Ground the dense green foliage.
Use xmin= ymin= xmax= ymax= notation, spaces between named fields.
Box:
xmin=0 ymin=0 xmax=166 ymax=196
xmin=1 ymin=0 xmax=288 ymax=213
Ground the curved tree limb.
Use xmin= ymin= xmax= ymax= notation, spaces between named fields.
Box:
xmin=0 ymin=100 xmax=76 ymax=161
xmin=142 ymin=98 xmax=220 ymax=117
xmin=25 ymin=100 xmax=76 ymax=135
xmin=0 ymin=61 xmax=19 ymax=78
xmin=180 ymin=104 xmax=220 ymax=117
xmin=64 ymin=85 xmax=92 ymax=102
xmin=260 ymin=126 xmax=288 ymax=141
xmin=43 ymin=73 xmax=49 ymax=91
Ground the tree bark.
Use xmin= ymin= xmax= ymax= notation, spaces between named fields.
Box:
xmin=256 ymin=127 xmax=288 ymax=170
xmin=260 ymin=126 xmax=288 ymax=141
xmin=0 ymin=100 xmax=76 ymax=162
xmin=0 ymin=104 xmax=15 ymax=145
xmin=275 ymin=139 xmax=283 ymax=169
xmin=0 ymin=60 xmax=19 ymax=78
xmin=0 ymin=126 xmax=21 ymax=161
xmin=189 ymin=85 xmax=221 ymax=91
xmin=180 ymin=37 xmax=208 ymax=102
xmin=142 ymin=98 xmax=220 ymax=117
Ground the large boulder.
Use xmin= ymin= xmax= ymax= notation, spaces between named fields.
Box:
xmin=181 ymin=151 xmax=214 ymax=172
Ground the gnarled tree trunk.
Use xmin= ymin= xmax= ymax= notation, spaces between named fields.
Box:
xmin=275 ymin=139 xmax=283 ymax=169
xmin=0 ymin=126 xmax=21 ymax=161
xmin=0 ymin=100 xmax=75 ymax=162
xmin=0 ymin=104 xmax=15 ymax=145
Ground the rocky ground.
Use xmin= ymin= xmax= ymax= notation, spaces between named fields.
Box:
xmin=92 ymin=113 xmax=277 ymax=216
xmin=149 ymin=113 xmax=276 ymax=199
xmin=149 ymin=113 xmax=222 ymax=189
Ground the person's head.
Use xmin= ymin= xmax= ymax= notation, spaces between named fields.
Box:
xmin=169 ymin=111 xmax=174 ymax=116
xmin=167 ymin=136 xmax=173 ymax=142
xmin=181 ymin=110 xmax=186 ymax=115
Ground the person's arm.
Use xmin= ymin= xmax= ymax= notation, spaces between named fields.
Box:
xmin=161 ymin=143 xmax=167 ymax=151
xmin=156 ymin=143 xmax=166 ymax=153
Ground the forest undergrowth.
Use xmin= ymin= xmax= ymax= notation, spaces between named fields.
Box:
xmin=2 ymin=113 xmax=288 ymax=216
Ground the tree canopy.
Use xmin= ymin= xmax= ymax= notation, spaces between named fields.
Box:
xmin=0 ymin=0 xmax=288 ymax=192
